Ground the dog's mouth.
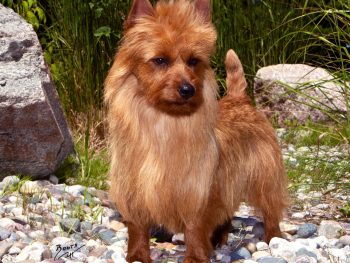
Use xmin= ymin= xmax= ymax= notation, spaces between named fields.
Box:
xmin=156 ymin=97 xmax=201 ymax=116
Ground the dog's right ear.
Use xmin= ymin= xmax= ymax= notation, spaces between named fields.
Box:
xmin=124 ymin=0 xmax=154 ymax=30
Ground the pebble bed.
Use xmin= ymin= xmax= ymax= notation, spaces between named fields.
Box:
xmin=0 ymin=142 xmax=349 ymax=263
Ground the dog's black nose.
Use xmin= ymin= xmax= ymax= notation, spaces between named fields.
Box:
xmin=179 ymin=83 xmax=195 ymax=100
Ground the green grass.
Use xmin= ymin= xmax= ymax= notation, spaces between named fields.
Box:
xmin=55 ymin=114 xmax=109 ymax=190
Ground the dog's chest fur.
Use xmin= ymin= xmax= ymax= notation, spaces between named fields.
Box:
xmin=109 ymin=74 xmax=219 ymax=230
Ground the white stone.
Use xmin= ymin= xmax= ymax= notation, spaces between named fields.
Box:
xmin=318 ymin=220 xmax=344 ymax=239
xmin=19 ymin=181 xmax=43 ymax=194
xmin=8 ymin=246 xmax=21 ymax=255
xmin=15 ymin=242 xmax=48 ymax=262
xmin=0 ymin=218 xmax=17 ymax=229
xmin=111 ymin=250 xmax=127 ymax=263
xmin=66 ymin=185 xmax=85 ymax=197
xmin=256 ymin=241 xmax=269 ymax=251
xmin=252 ymin=250 xmax=270 ymax=260
xmin=328 ymin=248 xmax=347 ymax=261
xmin=269 ymin=237 xmax=297 ymax=262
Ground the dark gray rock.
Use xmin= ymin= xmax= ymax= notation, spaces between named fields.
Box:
xmin=98 ymin=229 xmax=116 ymax=245
xmin=232 ymin=247 xmax=252 ymax=260
xmin=254 ymin=64 xmax=348 ymax=126
xmin=59 ymin=218 xmax=80 ymax=234
xmin=0 ymin=4 xmax=73 ymax=179
xmin=297 ymin=223 xmax=318 ymax=238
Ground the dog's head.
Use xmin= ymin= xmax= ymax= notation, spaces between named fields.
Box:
xmin=120 ymin=0 xmax=217 ymax=115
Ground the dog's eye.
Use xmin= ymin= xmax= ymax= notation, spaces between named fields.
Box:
xmin=187 ymin=57 xmax=199 ymax=67
xmin=152 ymin=57 xmax=169 ymax=66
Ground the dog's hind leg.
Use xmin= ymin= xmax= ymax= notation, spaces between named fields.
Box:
xmin=126 ymin=222 xmax=152 ymax=263
xmin=247 ymin=173 xmax=288 ymax=243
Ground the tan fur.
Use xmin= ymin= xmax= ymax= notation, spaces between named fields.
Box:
xmin=104 ymin=1 xmax=288 ymax=262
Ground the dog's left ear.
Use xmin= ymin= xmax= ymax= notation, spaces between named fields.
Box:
xmin=194 ymin=0 xmax=211 ymax=22
xmin=124 ymin=0 xmax=154 ymax=30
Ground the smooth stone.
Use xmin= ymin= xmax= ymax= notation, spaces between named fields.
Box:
xmin=8 ymin=245 xmax=21 ymax=255
xmin=92 ymin=226 xmax=106 ymax=235
xmin=295 ymin=239 xmax=318 ymax=250
xmin=291 ymin=212 xmax=308 ymax=219
xmin=246 ymin=242 xmax=257 ymax=253
xmin=0 ymin=218 xmax=17 ymax=229
xmin=172 ymin=233 xmax=185 ymax=244
xmin=257 ymin=256 xmax=287 ymax=263
xmin=8 ymin=232 xmax=19 ymax=242
xmin=0 ymin=227 xmax=11 ymax=240
xmin=280 ymin=222 xmax=298 ymax=235
xmin=339 ymin=235 xmax=350 ymax=246
xmin=237 ymin=247 xmax=252 ymax=259
xmin=89 ymin=246 xmax=107 ymax=258
xmin=2 ymin=176 xmax=20 ymax=186
xmin=72 ymin=251 xmax=87 ymax=261
xmin=108 ymin=221 xmax=125 ymax=232
xmin=59 ymin=218 xmax=81 ymax=233
xmin=150 ymin=248 xmax=163 ymax=260
xmin=297 ymin=223 xmax=318 ymax=238
xmin=296 ymin=247 xmax=317 ymax=259
xmin=0 ymin=240 xmax=13 ymax=258
xmin=328 ymin=248 xmax=347 ymax=261
xmin=15 ymin=242 xmax=49 ymax=262
xmin=312 ymin=236 xmax=328 ymax=248
xmin=269 ymin=237 xmax=296 ymax=262
xmin=318 ymin=220 xmax=344 ymax=239
xmin=66 ymin=185 xmax=85 ymax=197
xmin=11 ymin=207 xmax=23 ymax=216
xmin=98 ymin=229 xmax=116 ymax=245
xmin=231 ymin=247 xmax=252 ymax=260
xmin=49 ymin=175 xmax=59 ymax=184
xmin=256 ymin=242 xmax=269 ymax=251
xmin=295 ymin=255 xmax=317 ymax=263
xmin=29 ymin=230 xmax=45 ymax=240
xmin=111 ymin=250 xmax=126 ymax=262
xmin=19 ymin=181 xmax=47 ymax=194
xmin=252 ymin=251 xmax=271 ymax=260
xmin=81 ymin=222 xmax=92 ymax=234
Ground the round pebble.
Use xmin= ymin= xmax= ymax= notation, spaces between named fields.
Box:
xmin=297 ymin=223 xmax=318 ymax=238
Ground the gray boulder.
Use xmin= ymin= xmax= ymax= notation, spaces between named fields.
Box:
xmin=0 ymin=4 xmax=73 ymax=179
xmin=254 ymin=64 xmax=348 ymax=126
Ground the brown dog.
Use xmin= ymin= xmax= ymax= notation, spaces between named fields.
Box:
xmin=104 ymin=0 xmax=288 ymax=262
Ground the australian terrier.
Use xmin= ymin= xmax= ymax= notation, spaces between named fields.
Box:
xmin=104 ymin=0 xmax=288 ymax=262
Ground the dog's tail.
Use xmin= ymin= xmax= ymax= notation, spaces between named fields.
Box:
xmin=224 ymin=49 xmax=247 ymax=97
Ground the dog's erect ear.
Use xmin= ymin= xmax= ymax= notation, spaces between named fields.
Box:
xmin=194 ymin=0 xmax=211 ymax=22
xmin=124 ymin=0 xmax=154 ymax=30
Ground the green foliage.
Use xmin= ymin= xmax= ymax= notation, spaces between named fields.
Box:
xmin=55 ymin=117 xmax=109 ymax=190
xmin=41 ymin=0 xmax=130 ymax=116
xmin=1 ymin=0 xmax=46 ymax=30
xmin=340 ymin=202 xmax=350 ymax=217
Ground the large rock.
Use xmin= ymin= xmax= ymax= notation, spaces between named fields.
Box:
xmin=0 ymin=5 xmax=73 ymax=179
xmin=254 ymin=64 xmax=348 ymax=126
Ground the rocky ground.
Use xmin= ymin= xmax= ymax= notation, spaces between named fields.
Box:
xmin=0 ymin=141 xmax=349 ymax=263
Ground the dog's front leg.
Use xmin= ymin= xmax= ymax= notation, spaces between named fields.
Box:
xmin=183 ymin=220 xmax=213 ymax=263
xmin=126 ymin=222 xmax=151 ymax=263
